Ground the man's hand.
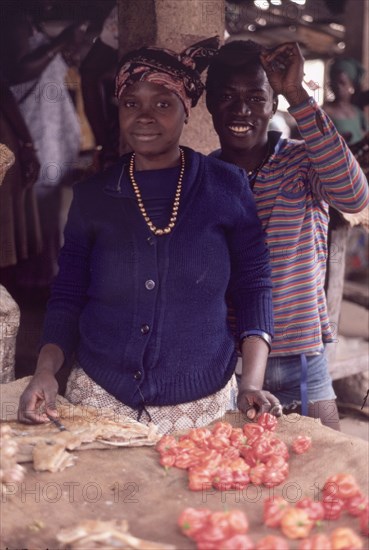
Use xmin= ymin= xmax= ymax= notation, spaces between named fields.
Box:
xmin=260 ymin=42 xmax=309 ymax=106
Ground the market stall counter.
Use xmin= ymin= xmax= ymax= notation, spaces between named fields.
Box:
xmin=1 ymin=377 xmax=368 ymax=549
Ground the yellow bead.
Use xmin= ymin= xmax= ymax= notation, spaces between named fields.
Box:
xmin=128 ymin=148 xmax=185 ymax=236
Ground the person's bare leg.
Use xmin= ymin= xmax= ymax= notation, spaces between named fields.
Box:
xmin=308 ymin=399 xmax=340 ymax=431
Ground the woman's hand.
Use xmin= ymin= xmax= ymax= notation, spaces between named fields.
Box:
xmin=238 ymin=335 xmax=281 ymax=419
xmin=260 ymin=42 xmax=309 ymax=106
xmin=18 ymin=344 xmax=64 ymax=424
xmin=18 ymin=371 xmax=59 ymax=424
xmin=237 ymin=388 xmax=282 ymax=419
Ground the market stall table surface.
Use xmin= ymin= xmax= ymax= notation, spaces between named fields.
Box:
xmin=1 ymin=379 xmax=368 ymax=549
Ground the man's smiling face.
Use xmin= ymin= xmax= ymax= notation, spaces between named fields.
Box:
xmin=208 ymin=67 xmax=277 ymax=154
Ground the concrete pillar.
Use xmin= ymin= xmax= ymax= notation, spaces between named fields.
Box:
xmin=117 ymin=0 xmax=225 ymax=153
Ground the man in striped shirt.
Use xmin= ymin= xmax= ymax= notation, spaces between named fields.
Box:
xmin=206 ymin=40 xmax=368 ymax=430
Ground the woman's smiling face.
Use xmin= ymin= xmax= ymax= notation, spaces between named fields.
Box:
xmin=119 ymin=81 xmax=186 ymax=169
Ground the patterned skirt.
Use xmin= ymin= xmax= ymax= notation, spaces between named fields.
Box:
xmin=65 ymin=366 xmax=238 ymax=435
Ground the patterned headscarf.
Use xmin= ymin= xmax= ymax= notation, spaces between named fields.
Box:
xmin=115 ymin=36 xmax=220 ymax=116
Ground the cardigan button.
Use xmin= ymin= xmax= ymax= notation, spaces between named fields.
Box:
xmin=145 ymin=279 xmax=155 ymax=290
xmin=141 ymin=324 xmax=150 ymax=334
xmin=133 ymin=370 xmax=142 ymax=380
xmin=147 ymin=236 xmax=155 ymax=245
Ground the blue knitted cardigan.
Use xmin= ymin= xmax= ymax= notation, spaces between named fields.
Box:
xmin=41 ymin=147 xmax=273 ymax=409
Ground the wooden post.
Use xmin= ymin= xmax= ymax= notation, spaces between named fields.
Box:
xmin=325 ymin=222 xmax=349 ymax=369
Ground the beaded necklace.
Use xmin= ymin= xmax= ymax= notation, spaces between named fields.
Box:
xmin=128 ymin=148 xmax=185 ymax=236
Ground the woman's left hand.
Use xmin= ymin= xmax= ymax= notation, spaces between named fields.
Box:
xmin=237 ymin=388 xmax=283 ymax=419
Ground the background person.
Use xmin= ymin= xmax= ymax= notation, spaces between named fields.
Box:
xmin=1 ymin=2 xmax=84 ymax=288
xmin=323 ymin=57 xmax=368 ymax=146
xmin=323 ymin=57 xmax=369 ymax=295
xmin=205 ymin=40 xmax=369 ymax=430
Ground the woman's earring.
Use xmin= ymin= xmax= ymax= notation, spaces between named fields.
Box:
xmin=348 ymin=86 xmax=355 ymax=95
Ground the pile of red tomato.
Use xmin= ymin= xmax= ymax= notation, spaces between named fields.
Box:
xmin=176 ymin=472 xmax=369 ymax=549
xmin=156 ymin=414 xmax=369 ymax=548
xmin=178 ymin=507 xmax=253 ymax=549
xmin=262 ymin=471 xmax=368 ymax=547
xmin=178 ymin=504 xmax=366 ymax=549
xmin=155 ymin=413 xmax=311 ymax=491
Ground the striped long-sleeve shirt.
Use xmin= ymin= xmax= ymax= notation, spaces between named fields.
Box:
xmin=216 ymin=96 xmax=368 ymax=356
xmin=254 ymin=97 xmax=368 ymax=356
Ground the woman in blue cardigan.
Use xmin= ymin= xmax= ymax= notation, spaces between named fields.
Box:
xmin=18 ymin=38 xmax=280 ymax=434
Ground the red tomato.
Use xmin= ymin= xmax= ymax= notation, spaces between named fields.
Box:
xmin=230 ymin=428 xmax=248 ymax=448
xmin=195 ymin=523 xmax=230 ymax=544
xmin=239 ymin=445 xmax=258 ymax=467
xmin=208 ymin=435 xmax=231 ymax=452
xmin=262 ymin=466 xmax=287 ymax=488
xmin=212 ymin=421 xmax=233 ymax=439
xmin=177 ymin=507 xmax=211 ymax=538
xmin=265 ymin=455 xmax=289 ymax=476
xmin=174 ymin=451 xmax=197 ymax=469
xmin=227 ymin=509 xmax=250 ymax=534
xmin=360 ymin=506 xmax=369 ymax=536
xmin=200 ymin=449 xmax=223 ymax=471
xmin=155 ymin=434 xmax=178 ymax=454
xmin=322 ymin=494 xmax=344 ymax=520
xmin=296 ymin=497 xmax=325 ymax=523
xmin=243 ymin=424 xmax=265 ymax=445
xmin=226 ymin=458 xmax=250 ymax=472
xmin=263 ymin=496 xmax=290 ymax=528
xmin=252 ymin=436 xmax=276 ymax=461
xmin=291 ymin=435 xmax=312 ymax=455
xmin=187 ymin=427 xmax=212 ymax=447
xmin=255 ymin=534 xmax=290 ymax=549
xmin=232 ymin=469 xmax=250 ymax=490
xmin=212 ymin=466 xmax=234 ymax=491
xmin=188 ymin=466 xmax=213 ymax=491
xmin=210 ymin=509 xmax=249 ymax=536
xmin=220 ymin=534 xmax=255 ymax=549
xmin=257 ymin=412 xmax=278 ymax=432
xmin=280 ymin=508 xmax=314 ymax=539
xmin=345 ymin=493 xmax=368 ymax=517
xmin=323 ymin=473 xmax=360 ymax=501
xmin=222 ymin=446 xmax=241 ymax=462
xmin=177 ymin=436 xmax=197 ymax=450
xmin=269 ymin=437 xmax=289 ymax=460
xmin=298 ymin=534 xmax=331 ymax=549
xmin=159 ymin=453 xmax=176 ymax=468
xmin=330 ymin=527 xmax=363 ymax=549
xmin=249 ymin=463 xmax=266 ymax=485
